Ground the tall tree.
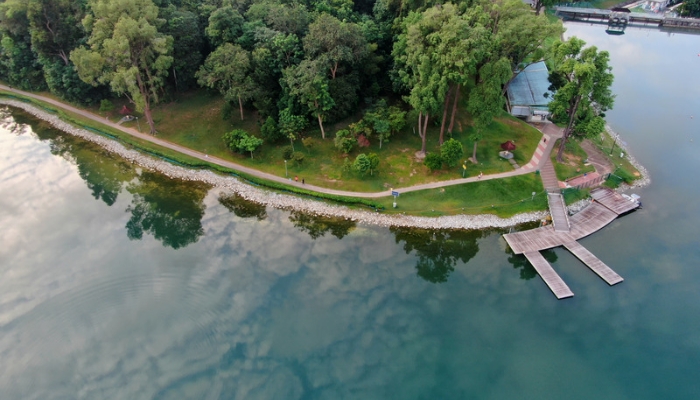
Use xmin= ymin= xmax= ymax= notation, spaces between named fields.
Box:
xmin=547 ymin=37 xmax=615 ymax=162
xmin=160 ymin=7 xmax=203 ymax=91
xmin=303 ymin=13 xmax=368 ymax=80
xmin=197 ymin=43 xmax=254 ymax=120
xmin=283 ymin=59 xmax=335 ymax=139
xmin=70 ymin=0 xmax=173 ymax=134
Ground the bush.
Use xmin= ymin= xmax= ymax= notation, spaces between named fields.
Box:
xmin=353 ymin=153 xmax=371 ymax=176
xmin=424 ymin=153 xmax=443 ymax=171
xmin=302 ymin=137 xmax=315 ymax=151
xmin=292 ymin=151 xmax=305 ymax=165
xmin=282 ymin=146 xmax=294 ymax=160
xmin=334 ymin=129 xmax=355 ymax=154
xmin=222 ymin=129 xmax=248 ymax=153
xmin=99 ymin=99 xmax=114 ymax=112
xmin=261 ymin=116 xmax=283 ymax=142
xmin=441 ymin=138 xmax=464 ymax=167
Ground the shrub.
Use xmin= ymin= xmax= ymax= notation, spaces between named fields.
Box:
xmin=441 ymin=138 xmax=464 ymax=167
xmin=222 ymin=129 xmax=248 ymax=153
xmin=334 ymin=129 xmax=355 ymax=154
xmin=261 ymin=116 xmax=282 ymax=142
xmin=292 ymin=151 xmax=305 ymax=165
xmin=99 ymin=99 xmax=114 ymax=112
xmin=424 ymin=153 xmax=443 ymax=171
xmin=302 ymin=137 xmax=315 ymax=151
xmin=353 ymin=153 xmax=371 ymax=176
xmin=282 ymin=146 xmax=294 ymax=160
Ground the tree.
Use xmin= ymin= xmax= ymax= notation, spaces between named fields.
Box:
xmin=261 ymin=116 xmax=283 ymax=142
xmin=239 ymin=135 xmax=263 ymax=159
xmin=466 ymin=57 xmax=512 ymax=163
xmin=334 ymin=129 xmax=355 ymax=153
xmin=278 ymin=107 xmax=308 ymax=150
xmin=197 ymin=43 xmax=254 ymax=120
xmin=440 ymin=138 xmax=463 ymax=167
xmin=548 ymin=37 xmax=614 ymax=162
xmin=160 ymin=8 xmax=203 ymax=91
xmin=70 ymin=0 xmax=173 ymax=134
xmin=353 ymin=153 xmax=371 ymax=176
xmin=283 ymin=59 xmax=335 ymax=139
xmin=303 ymin=13 xmax=368 ymax=80
xmin=204 ymin=6 xmax=244 ymax=47
xmin=222 ymin=129 xmax=247 ymax=152
xmin=679 ymin=0 xmax=700 ymax=17
xmin=367 ymin=152 xmax=380 ymax=175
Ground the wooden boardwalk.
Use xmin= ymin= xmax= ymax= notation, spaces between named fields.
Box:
xmin=504 ymin=187 xmax=638 ymax=299
xmin=547 ymin=193 xmax=570 ymax=232
xmin=523 ymin=251 xmax=574 ymax=299
xmin=563 ymin=242 xmax=623 ymax=286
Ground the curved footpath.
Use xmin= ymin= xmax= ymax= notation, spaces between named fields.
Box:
xmin=0 ymin=84 xmax=550 ymax=198
xmin=0 ymin=86 xmax=647 ymax=229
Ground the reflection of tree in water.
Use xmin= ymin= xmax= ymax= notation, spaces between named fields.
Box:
xmin=505 ymin=247 xmax=558 ymax=280
xmin=218 ymin=193 xmax=267 ymax=220
xmin=125 ymin=172 xmax=210 ymax=249
xmin=7 ymin=108 xmax=134 ymax=206
xmin=289 ymin=211 xmax=356 ymax=240
xmin=391 ymin=227 xmax=484 ymax=284
xmin=0 ymin=107 xmax=30 ymax=135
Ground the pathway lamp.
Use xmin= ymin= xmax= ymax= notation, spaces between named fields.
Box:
xmin=135 ymin=116 xmax=141 ymax=132
xmin=284 ymin=159 xmax=288 ymax=177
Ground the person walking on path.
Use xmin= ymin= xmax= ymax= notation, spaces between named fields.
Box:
xmin=295 ymin=176 xmax=298 ymax=182
xmin=302 ymin=178 xmax=305 ymax=184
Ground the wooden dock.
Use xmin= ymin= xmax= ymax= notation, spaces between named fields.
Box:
xmin=547 ymin=192 xmax=570 ymax=232
xmin=504 ymin=187 xmax=638 ymax=299
xmin=523 ymin=251 xmax=574 ymax=299
xmin=563 ymin=241 xmax=623 ymax=286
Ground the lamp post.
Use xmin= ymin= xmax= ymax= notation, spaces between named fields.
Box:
xmin=135 ymin=116 xmax=141 ymax=132
xmin=284 ymin=159 xmax=288 ymax=177
xmin=462 ymin=161 xmax=467 ymax=178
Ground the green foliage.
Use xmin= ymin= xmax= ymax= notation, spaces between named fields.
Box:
xmin=69 ymin=0 xmax=173 ymax=134
xmin=680 ymin=0 xmax=700 ymax=17
xmin=352 ymin=153 xmax=371 ymax=176
xmin=302 ymin=136 xmax=315 ymax=151
xmin=440 ymin=138 xmax=463 ymax=167
xmin=239 ymin=134 xmax=263 ymax=158
xmin=279 ymin=107 xmax=308 ymax=148
xmin=222 ymin=129 xmax=248 ymax=152
xmin=282 ymin=145 xmax=294 ymax=160
xmin=334 ymin=129 xmax=355 ymax=154
xmin=367 ymin=152 xmax=379 ymax=176
xmin=196 ymin=43 xmax=254 ymax=119
xmin=261 ymin=116 xmax=283 ymax=142
xmin=99 ymin=99 xmax=114 ymax=112
xmin=292 ymin=151 xmax=305 ymax=165
xmin=547 ymin=37 xmax=615 ymax=160
xmin=424 ymin=153 xmax=443 ymax=171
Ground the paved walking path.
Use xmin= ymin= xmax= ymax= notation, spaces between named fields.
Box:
xmin=0 ymin=85 xmax=563 ymax=199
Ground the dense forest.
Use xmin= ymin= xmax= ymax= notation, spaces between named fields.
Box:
xmin=1 ymin=0 xmax=591 ymax=152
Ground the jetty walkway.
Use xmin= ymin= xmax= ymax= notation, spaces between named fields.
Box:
xmin=504 ymin=187 xmax=639 ymax=299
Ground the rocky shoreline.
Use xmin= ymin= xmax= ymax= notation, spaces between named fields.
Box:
xmin=1 ymin=99 xmax=648 ymax=230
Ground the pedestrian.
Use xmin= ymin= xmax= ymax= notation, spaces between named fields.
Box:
xmin=295 ymin=176 xmax=298 ymax=182
xmin=543 ymin=138 xmax=547 ymax=143
xmin=478 ymin=171 xmax=483 ymax=180
xmin=302 ymin=178 xmax=305 ymax=184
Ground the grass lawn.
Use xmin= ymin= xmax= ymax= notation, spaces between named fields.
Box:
xmin=375 ymin=173 xmax=547 ymax=217
xmin=550 ymin=138 xmax=596 ymax=181
xmin=120 ymin=89 xmax=547 ymax=194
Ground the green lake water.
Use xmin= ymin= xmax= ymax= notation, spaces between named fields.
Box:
xmin=1 ymin=23 xmax=699 ymax=399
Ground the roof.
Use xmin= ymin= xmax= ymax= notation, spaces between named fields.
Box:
xmin=507 ymin=61 xmax=552 ymax=108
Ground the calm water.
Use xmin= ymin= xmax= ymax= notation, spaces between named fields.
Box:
xmin=1 ymin=24 xmax=699 ymax=399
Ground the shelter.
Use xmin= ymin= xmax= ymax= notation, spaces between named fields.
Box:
xmin=119 ymin=105 xmax=133 ymax=115
xmin=506 ymin=61 xmax=552 ymax=119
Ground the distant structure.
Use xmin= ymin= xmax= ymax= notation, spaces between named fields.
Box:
xmin=506 ymin=61 xmax=551 ymax=121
